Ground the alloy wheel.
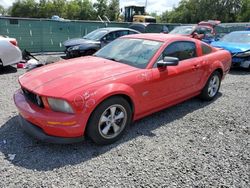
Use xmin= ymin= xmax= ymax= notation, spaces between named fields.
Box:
xmin=98 ymin=104 xmax=127 ymax=139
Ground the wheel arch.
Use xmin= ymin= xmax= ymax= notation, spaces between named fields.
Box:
xmin=100 ymin=93 xmax=135 ymax=114
xmin=200 ymin=63 xmax=224 ymax=91
xmin=83 ymin=84 xmax=138 ymax=134
xmin=214 ymin=67 xmax=223 ymax=76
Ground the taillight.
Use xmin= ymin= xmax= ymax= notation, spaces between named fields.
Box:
xmin=9 ymin=40 xmax=18 ymax=46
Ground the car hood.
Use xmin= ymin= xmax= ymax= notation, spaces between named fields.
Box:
xmin=211 ymin=41 xmax=250 ymax=53
xmin=63 ymin=38 xmax=100 ymax=47
xmin=19 ymin=56 xmax=138 ymax=97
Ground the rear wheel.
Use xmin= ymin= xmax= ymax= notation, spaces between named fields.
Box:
xmin=87 ymin=97 xmax=132 ymax=145
xmin=200 ymin=71 xmax=222 ymax=101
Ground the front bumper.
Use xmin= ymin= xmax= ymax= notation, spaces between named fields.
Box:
xmin=66 ymin=49 xmax=81 ymax=58
xmin=19 ymin=115 xmax=85 ymax=144
xmin=14 ymin=89 xmax=88 ymax=143
xmin=232 ymin=57 xmax=250 ymax=68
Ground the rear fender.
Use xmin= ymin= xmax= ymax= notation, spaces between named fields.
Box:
xmin=201 ymin=60 xmax=224 ymax=90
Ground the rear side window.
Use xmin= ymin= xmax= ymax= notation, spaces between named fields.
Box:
xmin=202 ymin=43 xmax=212 ymax=55
xmin=115 ymin=30 xmax=129 ymax=37
xmin=163 ymin=41 xmax=197 ymax=61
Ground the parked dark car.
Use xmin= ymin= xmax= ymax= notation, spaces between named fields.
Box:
xmin=63 ymin=27 xmax=140 ymax=58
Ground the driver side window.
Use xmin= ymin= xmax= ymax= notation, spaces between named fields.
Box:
xmin=162 ymin=41 xmax=197 ymax=61
xmin=103 ymin=32 xmax=117 ymax=42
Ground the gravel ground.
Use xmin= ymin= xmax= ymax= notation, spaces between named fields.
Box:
xmin=0 ymin=61 xmax=249 ymax=187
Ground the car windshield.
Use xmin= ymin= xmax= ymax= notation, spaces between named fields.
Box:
xmin=83 ymin=29 xmax=108 ymax=41
xmin=94 ymin=38 xmax=163 ymax=69
xmin=220 ymin=32 xmax=250 ymax=44
xmin=170 ymin=26 xmax=194 ymax=34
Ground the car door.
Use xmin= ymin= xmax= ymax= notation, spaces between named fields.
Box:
xmin=145 ymin=41 xmax=204 ymax=109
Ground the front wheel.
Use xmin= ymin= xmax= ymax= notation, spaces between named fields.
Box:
xmin=200 ymin=71 xmax=222 ymax=101
xmin=86 ymin=97 xmax=132 ymax=145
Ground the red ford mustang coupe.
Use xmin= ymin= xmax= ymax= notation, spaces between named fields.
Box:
xmin=14 ymin=34 xmax=231 ymax=145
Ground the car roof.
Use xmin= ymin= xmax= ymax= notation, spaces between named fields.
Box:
xmin=96 ymin=27 xmax=139 ymax=32
xmin=122 ymin=33 xmax=196 ymax=42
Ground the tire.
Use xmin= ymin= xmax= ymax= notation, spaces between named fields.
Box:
xmin=200 ymin=71 xmax=222 ymax=101
xmin=86 ymin=96 xmax=132 ymax=145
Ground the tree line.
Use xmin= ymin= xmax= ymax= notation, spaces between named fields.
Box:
xmin=0 ymin=0 xmax=120 ymax=21
xmin=0 ymin=0 xmax=249 ymax=23
xmin=159 ymin=0 xmax=250 ymax=23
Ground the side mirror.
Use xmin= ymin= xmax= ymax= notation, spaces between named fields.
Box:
xmin=157 ymin=56 xmax=179 ymax=68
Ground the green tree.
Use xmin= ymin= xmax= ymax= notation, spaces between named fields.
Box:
xmin=64 ymin=0 xmax=81 ymax=20
xmin=0 ymin=5 xmax=6 ymax=15
xmin=161 ymin=0 xmax=247 ymax=23
xmin=11 ymin=0 xmax=38 ymax=18
xmin=77 ymin=0 xmax=96 ymax=20
xmin=94 ymin=0 xmax=108 ymax=19
xmin=106 ymin=0 xmax=119 ymax=21
xmin=237 ymin=0 xmax=250 ymax=21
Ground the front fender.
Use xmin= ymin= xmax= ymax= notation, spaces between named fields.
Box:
xmin=92 ymin=83 xmax=138 ymax=113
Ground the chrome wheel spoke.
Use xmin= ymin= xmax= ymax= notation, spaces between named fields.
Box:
xmin=112 ymin=123 xmax=120 ymax=133
xmin=110 ymin=106 xmax=117 ymax=117
xmin=102 ymin=124 xmax=111 ymax=135
xmin=100 ymin=115 xmax=109 ymax=124
xmin=212 ymin=77 xmax=216 ymax=85
xmin=114 ymin=111 xmax=124 ymax=120
xmin=208 ymin=87 xmax=212 ymax=95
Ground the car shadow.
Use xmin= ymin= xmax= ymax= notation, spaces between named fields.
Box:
xmin=0 ymin=94 xmax=222 ymax=171
xmin=0 ymin=66 xmax=17 ymax=75
xmin=229 ymin=67 xmax=250 ymax=75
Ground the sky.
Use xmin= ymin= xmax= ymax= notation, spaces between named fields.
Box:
xmin=0 ymin=0 xmax=181 ymax=14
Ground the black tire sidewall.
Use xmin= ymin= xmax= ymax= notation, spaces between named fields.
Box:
xmin=86 ymin=97 xmax=132 ymax=145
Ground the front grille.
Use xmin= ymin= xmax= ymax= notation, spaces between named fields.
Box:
xmin=22 ymin=88 xmax=44 ymax=108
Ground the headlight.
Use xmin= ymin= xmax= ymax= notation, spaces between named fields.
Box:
xmin=72 ymin=46 xmax=80 ymax=50
xmin=235 ymin=51 xmax=250 ymax=57
xmin=47 ymin=98 xmax=74 ymax=114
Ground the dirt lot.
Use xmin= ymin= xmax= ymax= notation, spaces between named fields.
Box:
xmin=0 ymin=61 xmax=249 ymax=187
